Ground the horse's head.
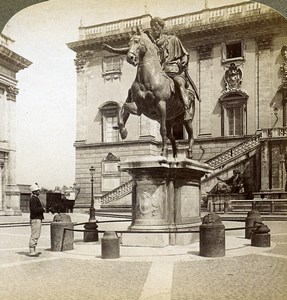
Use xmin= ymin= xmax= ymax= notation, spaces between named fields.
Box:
xmin=127 ymin=27 xmax=145 ymax=66
xmin=127 ymin=27 xmax=156 ymax=67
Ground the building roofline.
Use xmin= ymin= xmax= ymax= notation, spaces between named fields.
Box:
xmin=0 ymin=45 xmax=32 ymax=72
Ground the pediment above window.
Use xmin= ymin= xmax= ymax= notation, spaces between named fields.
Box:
xmin=219 ymin=90 xmax=248 ymax=108
xmin=99 ymin=101 xmax=119 ymax=117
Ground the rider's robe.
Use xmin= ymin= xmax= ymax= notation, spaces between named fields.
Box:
xmin=154 ymin=34 xmax=189 ymax=77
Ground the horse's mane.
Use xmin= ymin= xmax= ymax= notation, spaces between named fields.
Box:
xmin=130 ymin=29 xmax=161 ymax=62
xmin=140 ymin=31 xmax=159 ymax=55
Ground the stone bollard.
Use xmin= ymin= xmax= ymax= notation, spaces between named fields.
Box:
xmin=200 ymin=213 xmax=225 ymax=257
xmin=50 ymin=214 xmax=74 ymax=251
xmin=101 ymin=231 xmax=120 ymax=259
xmin=245 ymin=209 xmax=262 ymax=239
xmin=251 ymin=223 xmax=271 ymax=247
xmin=84 ymin=221 xmax=98 ymax=242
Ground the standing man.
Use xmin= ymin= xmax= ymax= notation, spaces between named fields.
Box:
xmin=29 ymin=183 xmax=45 ymax=256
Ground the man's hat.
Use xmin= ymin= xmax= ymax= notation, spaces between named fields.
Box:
xmin=30 ymin=183 xmax=40 ymax=192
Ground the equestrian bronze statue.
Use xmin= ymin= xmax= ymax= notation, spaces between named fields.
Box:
xmin=102 ymin=19 xmax=200 ymax=158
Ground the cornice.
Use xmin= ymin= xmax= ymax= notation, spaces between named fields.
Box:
xmin=67 ymin=12 xmax=285 ymax=53
xmin=0 ymin=45 xmax=32 ymax=72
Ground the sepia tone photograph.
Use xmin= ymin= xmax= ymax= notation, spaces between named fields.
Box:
xmin=0 ymin=0 xmax=287 ymax=299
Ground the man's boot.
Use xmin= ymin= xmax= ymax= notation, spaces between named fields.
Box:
xmin=29 ymin=247 xmax=38 ymax=257
xmin=34 ymin=247 xmax=41 ymax=255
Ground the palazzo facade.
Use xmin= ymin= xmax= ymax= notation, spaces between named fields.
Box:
xmin=67 ymin=1 xmax=287 ymax=208
xmin=0 ymin=33 xmax=31 ymax=215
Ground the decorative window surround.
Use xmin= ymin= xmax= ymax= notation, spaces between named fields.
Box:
xmin=102 ymin=55 xmax=122 ymax=82
xmin=219 ymin=91 xmax=248 ymax=137
xmin=222 ymin=40 xmax=245 ymax=64
xmin=99 ymin=101 xmax=119 ymax=143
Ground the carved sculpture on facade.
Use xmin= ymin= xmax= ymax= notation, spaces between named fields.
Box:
xmin=208 ymin=169 xmax=244 ymax=195
xmin=74 ymin=50 xmax=93 ymax=73
xmin=6 ymin=85 xmax=19 ymax=101
xmin=224 ymin=63 xmax=242 ymax=91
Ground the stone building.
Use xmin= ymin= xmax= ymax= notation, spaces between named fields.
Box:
xmin=67 ymin=1 xmax=287 ymax=210
xmin=0 ymin=33 xmax=32 ymax=215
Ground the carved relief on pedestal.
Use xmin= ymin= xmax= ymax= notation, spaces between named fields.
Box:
xmin=136 ymin=182 xmax=164 ymax=219
xmin=6 ymin=85 xmax=19 ymax=101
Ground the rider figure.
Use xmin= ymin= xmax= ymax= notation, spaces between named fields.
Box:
xmin=148 ymin=17 xmax=194 ymax=120
xmin=102 ymin=16 xmax=196 ymax=121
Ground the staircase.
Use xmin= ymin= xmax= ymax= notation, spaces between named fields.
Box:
xmin=205 ymin=133 xmax=261 ymax=170
xmin=98 ymin=180 xmax=133 ymax=210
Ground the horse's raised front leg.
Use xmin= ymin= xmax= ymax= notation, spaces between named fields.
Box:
xmin=117 ymin=105 xmax=129 ymax=139
xmin=157 ymin=100 xmax=168 ymax=157
xmin=115 ymin=89 xmax=137 ymax=140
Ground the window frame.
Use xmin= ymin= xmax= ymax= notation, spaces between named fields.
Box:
xmin=222 ymin=40 xmax=245 ymax=63
xmin=102 ymin=55 xmax=122 ymax=80
xmin=219 ymin=92 xmax=248 ymax=137
xmin=99 ymin=101 xmax=119 ymax=143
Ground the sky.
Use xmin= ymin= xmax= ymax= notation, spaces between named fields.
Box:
xmin=1 ymin=0 xmax=264 ymax=189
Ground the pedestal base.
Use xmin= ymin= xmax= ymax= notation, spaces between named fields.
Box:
xmin=120 ymin=156 xmax=211 ymax=246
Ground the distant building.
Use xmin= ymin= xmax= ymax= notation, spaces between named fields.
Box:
xmin=0 ymin=33 xmax=32 ymax=215
xmin=67 ymin=1 xmax=287 ymax=209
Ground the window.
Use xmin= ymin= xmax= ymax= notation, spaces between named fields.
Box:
xmin=227 ymin=107 xmax=243 ymax=136
xmin=226 ymin=42 xmax=242 ymax=59
xmin=103 ymin=116 xmax=118 ymax=142
xmin=102 ymin=55 xmax=122 ymax=81
xmin=219 ymin=91 xmax=248 ymax=137
xmin=222 ymin=41 xmax=244 ymax=62
xmin=99 ymin=101 xmax=119 ymax=142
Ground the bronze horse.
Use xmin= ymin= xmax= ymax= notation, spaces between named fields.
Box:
xmin=116 ymin=28 xmax=195 ymax=158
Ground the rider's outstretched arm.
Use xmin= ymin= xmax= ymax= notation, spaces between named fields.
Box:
xmin=102 ymin=44 xmax=129 ymax=55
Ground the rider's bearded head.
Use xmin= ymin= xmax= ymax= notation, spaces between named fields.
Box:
xmin=150 ymin=17 xmax=165 ymax=39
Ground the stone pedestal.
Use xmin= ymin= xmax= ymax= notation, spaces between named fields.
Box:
xmin=120 ymin=156 xmax=212 ymax=246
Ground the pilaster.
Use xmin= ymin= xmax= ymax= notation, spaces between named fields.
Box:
xmin=256 ymin=35 xmax=272 ymax=129
xmin=197 ymin=44 xmax=213 ymax=136
xmin=74 ymin=51 xmax=94 ymax=143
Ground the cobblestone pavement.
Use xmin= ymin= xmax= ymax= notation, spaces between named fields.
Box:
xmin=0 ymin=213 xmax=286 ymax=300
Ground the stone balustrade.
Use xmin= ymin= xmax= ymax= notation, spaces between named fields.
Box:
xmin=206 ymin=133 xmax=262 ymax=169
xmin=0 ymin=33 xmax=14 ymax=48
xmin=79 ymin=15 xmax=152 ymax=40
xmin=78 ymin=1 xmax=274 ymax=41
xmin=100 ymin=180 xmax=133 ymax=205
